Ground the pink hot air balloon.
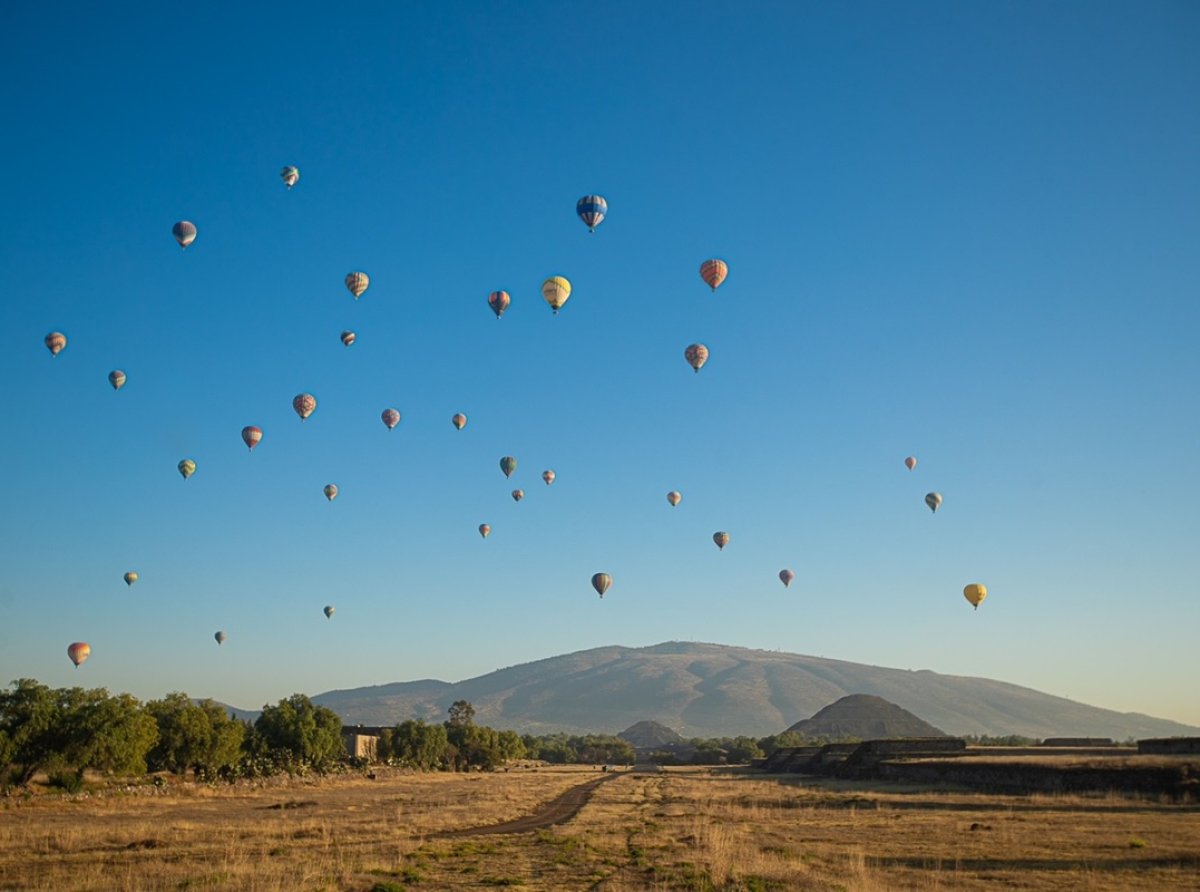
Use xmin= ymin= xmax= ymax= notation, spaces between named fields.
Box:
xmin=381 ymin=408 xmax=401 ymax=430
xmin=241 ymin=426 xmax=263 ymax=451
xmin=488 ymin=290 xmax=510 ymax=320
xmin=67 ymin=642 xmax=90 ymax=668
xmin=779 ymin=569 xmax=795 ymax=588
xmin=172 ymin=221 xmax=197 ymax=248
xmin=700 ymin=258 xmax=728 ymax=291
xmin=293 ymin=393 xmax=316 ymax=421
xmin=905 ymin=456 xmax=917 ymax=471
xmin=685 ymin=343 xmax=709 ymax=373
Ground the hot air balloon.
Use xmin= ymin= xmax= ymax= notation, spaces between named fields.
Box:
xmin=172 ymin=221 xmax=197 ymax=248
xmin=779 ymin=569 xmax=795 ymax=588
xmin=963 ymin=583 xmax=987 ymax=610
xmin=323 ymin=605 xmax=335 ymax=619
xmin=341 ymin=330 xmax=356 ymax=347
xmin=345 ymin=272 xmax=369 ymax=299
xmin=381 ymin=408 xmax=401 ymax=430
xmin=685 ymin=343 xmax=709 ymax=373
xmin=281 ymin=166 xmax=300 ymax=189
xmin=667 ymin=491 xmax=682 ymax=507
xmin=214 ymin=631 xmax=227 ymax=645
xmin=925 ymin=492 xmax=942 ymax=514
xmin=576 ymin=195 xmax=607 ymax=232
xmin=123 ymin=572 xmax=138 ymax=586
xmin=591 ymin=572 xmax=612 ymax=598
xmin=488 ymin=290 xmax=510 ymax=320
xmin=108 ymin=370 xmax=126 ymax=390
xmin=323 ymin=484 xmax=338 ymax=501
xmin=67 ymin=642 xmax=90 ymax=668
xmin=478 ymin=523 xmax=491 ymax=539
xmin=178 ymin=459 xmax=196 ymax=480
xmin=713 ymin=531 xmax=730 ymax=550
xmin=293 ymin=393 xmax=316 ymax=421
xmin=452 ymin=413 xmax=467 ymax=430
xmin=542 ymin=470 xmax=555 ymax=486
xmin=541 ymin=276 xmax=571 ymax=314
xmin=44 ymin=332 xmax=67 ymax=357
xmin=905 ymin=456 xmax=917 ymax=471
xmin=241 ymin=426 xmax=262 ymax=451
xmin=511 ymin=489 xmax=524 ymax=502
xmin=700 ymin=259 xmax=728 ymax=291
xmin=500 ymin=456 xmax=517 ymax=478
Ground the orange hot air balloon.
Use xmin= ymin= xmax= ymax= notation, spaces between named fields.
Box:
xmin=542 ymin=470 xmax=555 ymax=486
xmin=452 ymin=413 xmax=467 ymax=430
xmin=713 ymin=531 xmax=730 ymax=550
xmin=700 ymin=259 xmax=728 ymax=291
xmin=488 ymin=290 xmax=510 ymax=320
xmin=591 ymin=573 xmax=612 ymax=598
xmin=511 ymin=489 xmax=524 ymax=502
xmin=341 ymin=330 xmax=356 ymax=347
xmin=779 ymin=569 xmax=795 ymax=588
xmin=345 ymin=272 xmax=369 ymax=298
xmin=478 ymin=523 xmax=490 ymax=538
xmin=241 ymin=426 xmax=262 ymax=451
xmin=381 ymin=408 xmax=401 ymax=430
xmin=67 ymin=642 xmax=90 ymax=668
xmin=293 ymin=393 xmax=316 ymax=421
xmin=667 ymin=491 xmax=682 ymax=507
xmin=905 ymin=456 xmax=917 ymax=471
xmin=685 ymin=343 xmax=709 ymax=373
xmin=44 ymin=332 xmax=67 ymax=357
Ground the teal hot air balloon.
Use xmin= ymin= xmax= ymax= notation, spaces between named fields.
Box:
xmin=500 ymin=456 xmax=517 ymax=478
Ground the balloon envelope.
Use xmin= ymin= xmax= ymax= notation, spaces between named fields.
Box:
xmin=511 ymin=489 xmax=524 ymax=502
xmin=341 ymin=330 xmax=356 ymax=346
xmin=925 ymin=492 xmax=942 ymax=513
xmin=241 ymin=426 xmax=262 ymax=451
xmin=381 ymin=408 xmax=401 ymax=429
xmin=324 ymin=605 xmax=335 ymax=619
xmin=172 ymin=221 xmax=197 ymax=248
xmin=779 ymin=569 xmax=795 ymax=587
xmin=452 ymin=413 xmax=467 ymax=430
xmin=667 ymin=491 xmax=682 ymax=507
xmin=178 ymin=459 xmax=196 ymax=479
xmin=576 ymin=194 xmax=608 ymax=231
xmin=685 ymin=343 xmax=709 ymax=373
xmin=541 ymin=276 xmax=571 ymax=313
xmin=293 ymin=393 xmax=316 ymax=420
xmin=345 ymin=272 xmax=369 ymax=298
xmin=963 ymin=583 xmax=987 ymax=610
xmin=281 ymin=166 xmax=300 ymax=188
xmin=214 ymin=631 xmax=227 ymax=645
xmin=44 ymin=332 xmax=67 ymax=356
xmin=488 ymin=290 xmax=510 ymax=319
xmin=905 ymin=456 xmax=917 ymax=471
xmin=323 ymin=484 xmax=338 ymax=501
xmin=591 ymin=572 xmax=612 ymax=598
xmin=713 ymin=531 xmax=730 ymax=550
xmin=67 ymin=642 xmax=90 ymax=667
xmin=478 ymin=524 xmax=490 ymax=538
xmin=700 ymin=258 xmax=728 ymax=291
xmin=500 ymin=456 xmax=517 ymax=478
xmin=109 ymin=370 xmax=126 ymax=390
xmin=124 ymin=572 xmax=138 ymax=586
xmin=542 ymin=470 xmax=555 ymax=485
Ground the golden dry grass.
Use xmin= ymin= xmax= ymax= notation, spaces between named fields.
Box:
xmin=1 ymin=765 xmax=1198 ymax=890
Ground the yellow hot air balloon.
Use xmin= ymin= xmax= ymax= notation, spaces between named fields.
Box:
xmin=713 ymin=531 xmax=730 ymax=550
xmin=541 ymin=276 xmax=571 ymax=314
xmin=123 ymin=572 xmax=138 ymax=586
xmin=178 ymin=459 xmax=196 ymax=479
xmin=963 ymin=584 xmax=987 ymax=610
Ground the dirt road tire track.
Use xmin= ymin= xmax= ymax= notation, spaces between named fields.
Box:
xmin=434 ymin=772 xmax=621 ymax=838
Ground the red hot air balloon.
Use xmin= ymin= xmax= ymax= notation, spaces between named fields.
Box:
xmin=685 ymin=343 xmax=709 ymax=373
xmin=452 ymin=413 xmax=467 ymax=430
xmin=172 ymin=221 xmax=197 ymax=248
xmin=241 ymin=426 xmax=262 ymax=451
xmin=381 ymin=408 xmax=401 ymax=430
xmin=293 ymin=393 xmax=316 ymax=421
xmin=68 ymin=642 xmax=90 ymax=667
xmin=488 ymin=290 xmax=510 ymax=320
xmin=700 ymin=259 xmax=728 ymax=291
xmin=905 ymin=456 xmax=917 ymax=471
xmin=341 ymin=330 xmax=356 ymax=347
xmin=478 ymin=524 xmax=490 ymax=538
xmin=45 ymin=332 xmax=67 ymax=357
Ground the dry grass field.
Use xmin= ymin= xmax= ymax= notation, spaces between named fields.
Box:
xmin=2 ymin=765 xmax=1198 ymax=890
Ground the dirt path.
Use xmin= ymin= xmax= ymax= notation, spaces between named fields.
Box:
xmin=434 ymin=771 xmax=621 ymax=837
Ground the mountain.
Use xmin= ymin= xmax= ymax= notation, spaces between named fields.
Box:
xmin=785 ymin=694 xmax=946 ymax=739
xmin=309 ymin=642 xmax=1200 ymax=740
xmin=619 ymin=720 xmax=685 ymax=749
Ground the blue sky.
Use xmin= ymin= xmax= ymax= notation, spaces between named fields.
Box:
xmin=2 ymin=1 xmax=1198 ymax=727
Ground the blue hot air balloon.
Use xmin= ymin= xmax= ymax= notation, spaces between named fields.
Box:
xmin=576 ymin=195 xmax=607 ymax=232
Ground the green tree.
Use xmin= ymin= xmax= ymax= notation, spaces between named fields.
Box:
xmin=0 ymin=679 xmax=59 ymax=784
xmin=387 ymin=720 xmax=449 ymax=769
xmin=254 ymin=694 xmax=345 ymax=771
xmin=447 ymin=700 xmax=475 ymax=728
xmin=146 ymin=694 xmax=245 ymax=776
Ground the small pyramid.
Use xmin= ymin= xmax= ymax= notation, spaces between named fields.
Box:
xmin=786 ymin=694 xmax=946 ymax=739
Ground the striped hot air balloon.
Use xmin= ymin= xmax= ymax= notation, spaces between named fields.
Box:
xmin=345 ymin=272 xmax=369 ymax=298
xmin=67 ymin=642 xmax=90 ymax=668
xmin=44 ymin=332 xmax=67 ymax=357
xmin=178 ymin=459 xmax=196 ymax=479
xmin=488 ymin=290 xmax=510 ymax=319
xmin=591 ymin=573 xmax=612 ymax=598
xmin=541 ymin=276 xmax=571 ymax=314
xmin=700 ymin=259 xmax=728 ymax=291
xmin=293 ymin=393 xmax=316 ymax=421
xmin=281 ymin=166 xmax=300 ymax=189
xmin=241 ymin=426 xmax=262 ymax=451
xmin=172 ymin=221 xmax=197 ymax=248
xmin=511 ymin=489 xmax=524 ymax=502
xmin=576 ymin=195 xmax=607 ymax=232
xmin=542 ymin=470 xmax=555 ymax=486
xmin=925 ymin=492 xmax=942 ymax=514
xmin=685 ymin=343 xmax=709 ymax=373
xmin=341 ymin=330 xmax=356 ymax=347
xmin=381 ymin=408 xmax=401 ymax=430
xmin=108 ymin=370 xmax=126 ymax=390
